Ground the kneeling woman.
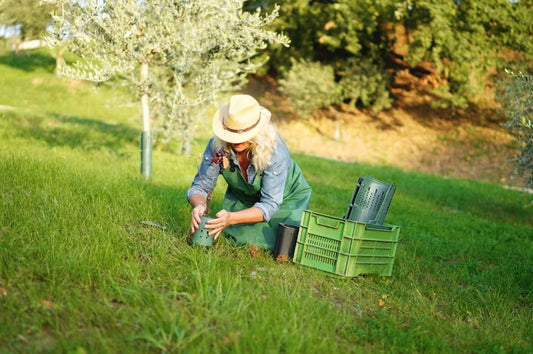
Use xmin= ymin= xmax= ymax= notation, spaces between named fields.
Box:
xmin=187 ymin=94 xmax=312 ymax=250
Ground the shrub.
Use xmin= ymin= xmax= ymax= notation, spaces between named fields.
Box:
xmin=500 ymin=71 xmax=533 ymax=192
xmin=279 ymin=58 xmax=342 ymax=118
xmin=338 ymin=58 xmax=392 ymax=114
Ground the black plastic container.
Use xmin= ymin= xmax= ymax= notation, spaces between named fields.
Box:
xmin=273 ymin=223 xmax=299 ymax=260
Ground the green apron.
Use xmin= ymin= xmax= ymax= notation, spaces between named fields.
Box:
xmin=221 ymin=159 xmax=311 ymax=249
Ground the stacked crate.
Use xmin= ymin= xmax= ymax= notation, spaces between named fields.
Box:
xmin=293 ymin=177 xmax=400 ymax=277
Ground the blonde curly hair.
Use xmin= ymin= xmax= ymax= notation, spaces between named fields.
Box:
xmin=213 ymin=122 xmax=280 ymax=173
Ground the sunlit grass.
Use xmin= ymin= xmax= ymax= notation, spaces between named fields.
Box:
xmin=0 ymin=49 xmax=531 ymax=353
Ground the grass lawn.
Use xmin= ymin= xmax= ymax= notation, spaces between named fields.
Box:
xmin=0 ymin=49 xmax=531 ymax=353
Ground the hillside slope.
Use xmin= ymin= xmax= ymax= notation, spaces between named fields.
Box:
xmin=243 ymin=75 xmax=522 ymax=188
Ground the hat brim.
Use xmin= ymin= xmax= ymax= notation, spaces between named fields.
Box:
xmin=212 ymin=104 xmax=271 ymax=144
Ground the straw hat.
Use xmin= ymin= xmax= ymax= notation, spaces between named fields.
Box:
xmin=212 ymin=94 xmax=271 ymax=144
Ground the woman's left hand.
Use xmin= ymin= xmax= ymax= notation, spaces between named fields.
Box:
xmin=204 ymin=209 xmax=233 ymax=240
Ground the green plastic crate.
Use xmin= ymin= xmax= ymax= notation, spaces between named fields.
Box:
xmin=293 ymin=210 xmax=400 ymax=277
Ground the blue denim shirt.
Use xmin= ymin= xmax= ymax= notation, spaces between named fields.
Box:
xmin=186 ymin=136 xmax=291 ymax=221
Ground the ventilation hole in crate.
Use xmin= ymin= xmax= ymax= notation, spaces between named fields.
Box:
xmin=308 ymin=253 xmax=335 ymax=266
xmin=308 ymin=234 xmax=340 ymax=251
xmin=306 ymin=246 xmax=337 ymax=259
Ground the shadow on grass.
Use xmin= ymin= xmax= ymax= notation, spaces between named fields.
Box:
xmin=2 ymin=107 xmax=192 ymax=237
xmin=138 ymin=181 xmax=191 ymax=236
xmin=2 ymin=110 xmax=139 ymax=152
xmin=0 ymin=51 xmax=56 ymax=73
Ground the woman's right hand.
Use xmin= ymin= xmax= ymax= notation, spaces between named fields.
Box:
xmin=191 ymin=203 xmax=207 ymax=233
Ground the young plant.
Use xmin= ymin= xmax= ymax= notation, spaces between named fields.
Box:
xmin=196 ymin=147 xmax=230 ymax=216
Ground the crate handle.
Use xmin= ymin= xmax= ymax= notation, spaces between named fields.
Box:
xmin=315 ymin=215 xmax=341 ymax=229
xmin=365 ymin=224 xmax=393 ymax=231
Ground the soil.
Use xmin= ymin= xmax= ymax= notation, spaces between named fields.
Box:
xmin=248 ymin=245 xmax=261 ymax=258
xmin=275 ymin=255 xmax=290 ymax=263
xmin=243 ymin=74 xmax=524 ymax=188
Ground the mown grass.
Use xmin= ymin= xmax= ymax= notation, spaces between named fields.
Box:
xmin=0 ymin=49 xmax=532 ymax=353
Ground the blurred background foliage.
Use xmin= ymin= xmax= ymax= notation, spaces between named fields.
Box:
xmin=0 ymin=0 xmax=531 ymax=187
xmin=245 ymin=0 xmax=532 ymax=113
xmin=1 ymin=0 xmax=531 ymax=113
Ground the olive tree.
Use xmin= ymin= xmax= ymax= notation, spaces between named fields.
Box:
xmin=43 ymin=0 xmax=289 ymax=179
xmin=0 ymin=0 xmax=53 ymax=53
xmin=501 ymin=71 xmax=532 ymax=194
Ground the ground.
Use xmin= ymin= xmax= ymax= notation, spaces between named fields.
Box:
xmin=244 ymin=74 xmax=524 ymax=188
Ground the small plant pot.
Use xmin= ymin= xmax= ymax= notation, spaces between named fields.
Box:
xmin=192 ymin=216 xmax=215 ymax=247
xmin=273 ymin=223 xmax=299 ymax=262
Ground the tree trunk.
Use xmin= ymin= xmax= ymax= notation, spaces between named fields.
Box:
xmin=140 ymin=62 xmax=152 ymax=180
xmin=55 ymin=46 xmax=66 ymax=77
xmin=330 ymin=106 xmax=344 ymax=142
xmin=12 ymin=35 xmax=21 ymax=56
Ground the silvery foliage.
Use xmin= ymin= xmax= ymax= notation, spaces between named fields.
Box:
xmin=42 ymin=0 xmax=289 ymax=153
xmin=502 ymin=70 xmax=533 ymax=192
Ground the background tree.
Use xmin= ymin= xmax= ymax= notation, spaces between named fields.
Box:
xmin=247 ymin=0 xmax=532 ymax=117
xmin=247 ymin=0 xmax=397 ymax=114
xmin=0 ymin=0 xmax=53 ymax=54
xmin=400 ymin=0 xmax=533 ymax=108
xmin=500 ymin=71 xmax=533 ymax=194
xmin=44 ymin=0 xmax=288 ymax=179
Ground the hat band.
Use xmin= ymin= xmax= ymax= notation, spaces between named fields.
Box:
xmin=222 ymin=113 xmax=261 ymax=134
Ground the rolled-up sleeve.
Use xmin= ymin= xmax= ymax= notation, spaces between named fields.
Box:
xmin=253 ymin=139 xmax=291 ymax=221
xmin=186 ymin=138 xmax=220 ymax=201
